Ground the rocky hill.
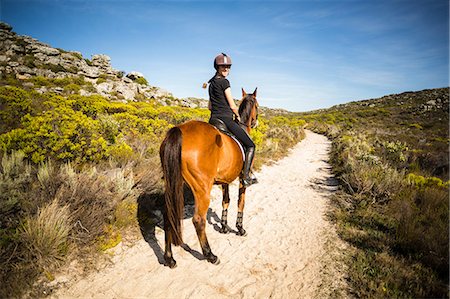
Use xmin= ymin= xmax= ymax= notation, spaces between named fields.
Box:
xmin=0 ymin=22 xmax=207 ymax=108
xmin=300 ymin=87 xmax=449 ymax=179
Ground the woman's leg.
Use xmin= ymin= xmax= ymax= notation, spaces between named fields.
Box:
xmin=221 ymin=118 xmax=257 ymax=187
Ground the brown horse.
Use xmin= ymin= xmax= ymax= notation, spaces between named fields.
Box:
xmin=159 ymin=88 xmax=259 ymax=268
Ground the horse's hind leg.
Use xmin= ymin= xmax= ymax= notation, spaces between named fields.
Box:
xmin=191 ymin=187 xmax=220 ymax=265
xmin=163 ymin=210 xmax=177 ymax=268
xmin=219 ymin=184 xmax=232 ymax=234
xmin=236 ymin=183 xmax=247 ymax=236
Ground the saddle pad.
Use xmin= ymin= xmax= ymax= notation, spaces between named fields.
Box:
xmin=229 ymin=135 xmax=245 ymax=162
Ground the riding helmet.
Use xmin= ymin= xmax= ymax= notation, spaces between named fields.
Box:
xmin=214 ymin=53 xmax=232 ymax=70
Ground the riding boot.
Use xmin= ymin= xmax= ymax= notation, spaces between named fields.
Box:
xmin=242 ymin=147 xmax=258 ymax=187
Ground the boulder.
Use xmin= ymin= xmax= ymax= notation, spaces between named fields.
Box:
xmin=114 ymin=81 xmax=137 ymax=100
xmin=0 ymin=22 xmax=12 ymax=32
xmin=96 ymin=82 xmax=114 ymax=95
xmin=126 ymin=71 xmax=144 ymax=80
xmin=91 ymin=54 xmax=111 ymax=68
xmin=78 ymin=66 xmax=100 ymax=79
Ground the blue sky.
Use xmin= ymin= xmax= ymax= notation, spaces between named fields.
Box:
xmin=2 ymin=0 xmax=448 ymax=112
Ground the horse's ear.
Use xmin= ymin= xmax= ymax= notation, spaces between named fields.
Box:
xmin=242 ymin=88 xmax=247 ymax=97
xmin=253 ymin=87 xmax=258 ymax=97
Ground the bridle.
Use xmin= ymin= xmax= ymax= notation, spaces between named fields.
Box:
xmin=238 ymin=99 xmax=258 ymax=129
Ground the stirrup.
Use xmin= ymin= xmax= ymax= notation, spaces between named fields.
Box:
xmin=242 ymin=176 xmax=258 ymax=187
xmin=249 ymin=171 xmax=258 ymax=182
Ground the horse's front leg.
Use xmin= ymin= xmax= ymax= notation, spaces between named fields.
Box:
xmin=236 ymin=183 xmax=247 ymax=236
xmin=219 ymin=184 xmax=232 ymax=234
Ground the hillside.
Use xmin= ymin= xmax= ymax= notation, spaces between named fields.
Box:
xmin=300 ymin=88 xmax=449 ymax=179
xmin=298 ymin=88 xmax=449 ymax=297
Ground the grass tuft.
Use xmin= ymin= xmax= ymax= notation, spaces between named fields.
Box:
xmin=21 ymin=199 xmax=72 ymax=268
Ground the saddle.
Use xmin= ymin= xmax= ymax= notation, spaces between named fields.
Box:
xmin=209 ymin=118 xmax=232 ymax=136
xmin=209 ymin=118 xmax=245 ymax=160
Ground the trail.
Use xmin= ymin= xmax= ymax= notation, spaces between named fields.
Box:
xmin=52 ymin=130 xmax=348 ymax=298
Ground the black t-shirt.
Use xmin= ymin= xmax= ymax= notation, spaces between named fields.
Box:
xmin=208 ymin=75 xmax=233 ymax=118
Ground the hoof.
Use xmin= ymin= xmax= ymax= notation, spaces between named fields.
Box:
xmin=164 ymin=257 xmax=177 ymax=269
xmin=236 ymin=227 xmax=247 ymax=237
xmin=206 ymin=254 xmax=220 ymax=265
xmin=219 ymin=224 xmax=231 ymax=234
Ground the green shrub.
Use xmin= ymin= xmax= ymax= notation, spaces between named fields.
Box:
xmin=0 ymin=86 xmax=32 ymax=133
xmin=24 ymin=54 xmax=36 ymax=68
xmin=52 ymin=77 xmax=73 ymax=87
xmin=96 ymin=78 xmax=106 ymax=84
xmin=409 ymin=123 xmax=423 ymax=130
xmin=65 ymin=83 xmax=80 ymax=94
xmin=107 ymin=140 xmax=134 ymax=165
xmin=70 ymin=94 xmax=109 ymax=117
xmin=43 ymin=63 xmax=66 ymax=73
xmin=97 ymin=224 xmax=122 ymax=251
xmin=381 ymin=140 xmax=409 ymax=164
xmin=0 ymin=98 xmax=109 ymax=163
xmin=117 ymin=71 xmax=125 ymax=78
xmin=28 ymin=76 xmax=51 ymax=87
xmin=84 ymin=58 xmax=92 ymax=66
xmin=135 ymin=77 xmax=148 ymax=85
xmin=406 ymin=173 xmax=449 ymax=189
xmin=71 ymin=52 xmax=83 ymax=60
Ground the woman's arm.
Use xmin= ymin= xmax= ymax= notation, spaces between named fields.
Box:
xmin=224 ymin=87 xmax=240 ymax=120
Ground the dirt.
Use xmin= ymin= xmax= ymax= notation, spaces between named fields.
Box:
xmin=51 ymin=130 xmax=348 ymax=298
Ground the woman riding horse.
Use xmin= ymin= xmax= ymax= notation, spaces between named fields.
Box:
xmin=208 ymin=53 xmax=258 ymax=188
xmin=159 ymin=53 xmax=259 ymax=268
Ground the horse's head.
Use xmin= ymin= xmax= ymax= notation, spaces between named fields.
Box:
xmin=238 ymin=88 xmax=259 ymax=133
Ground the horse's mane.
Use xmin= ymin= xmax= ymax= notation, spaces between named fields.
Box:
xmin=238 ymin=95 xmax=256 ymax=124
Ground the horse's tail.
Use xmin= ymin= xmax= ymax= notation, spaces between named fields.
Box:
xmin=160 ymin=126 xmax=184 ymax=246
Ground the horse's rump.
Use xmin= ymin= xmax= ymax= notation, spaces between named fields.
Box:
xmin=178 ymin=120 xmax=243 ymax=184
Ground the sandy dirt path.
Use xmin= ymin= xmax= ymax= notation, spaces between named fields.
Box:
xmin=52 ymin=130 xmax=347 ymax=298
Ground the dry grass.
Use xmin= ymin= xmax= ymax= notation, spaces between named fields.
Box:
xmin=0 ymin=152 xmax=162 ymax=298
xmin=21 ymin=199 xmax=72 ymax=268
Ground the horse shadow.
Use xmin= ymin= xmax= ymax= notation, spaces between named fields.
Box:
xmin=137 ymin=185 xmax=223 ymax=264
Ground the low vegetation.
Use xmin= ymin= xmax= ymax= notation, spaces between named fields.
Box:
xmin=299 ymin=88 xmax=449 ymax=298
xmin=0 ymin=77 xmax=304 ymax=297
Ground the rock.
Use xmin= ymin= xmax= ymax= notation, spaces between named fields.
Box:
xmin=123 ymin=76 xmax=133 ymax=84
xmin=30 ymin=43 xmax=60 ymax=56
xmin=11 ymin=44 xmax=26 ymax=54
xmin=96 ymin=82 xmax=114 ymax=95
xmin=0 ymin=22 xmax=12 ymax=32
xmin=16 ymin=73 xmax=32 ymax=80
xmin=126 ymin=71 xmax=144 ymax=80
xmin=0 ymin=25 xmax=200 ymax=106
xmin=79 ymin=66 xmax=100 ymax=78
xmin=53 ymin=87 xmax=64 ymax=93
xmin=91 ymin=54 xmax=111 ymax=68
xmin=36 ymin=86 xmax=49 ymax=94
xmin=114 ymin=82 xmax=136 ymax=100
xmin=79 ymin=89 xmax=92 ymax=96
xmin=15 ymin=65 xmax=36 ymax=75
